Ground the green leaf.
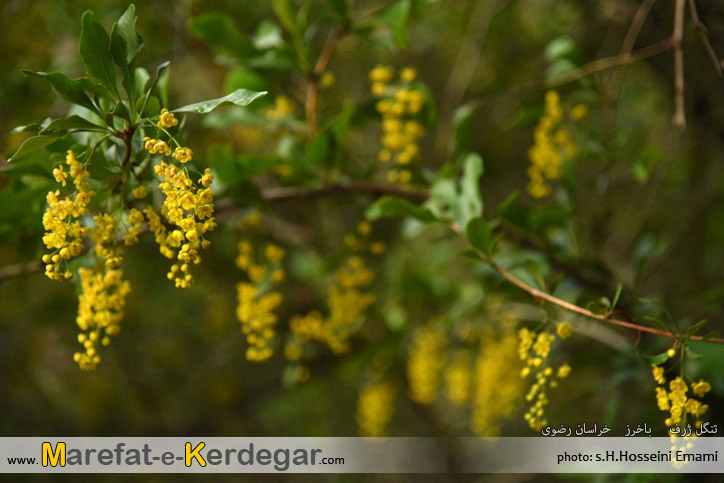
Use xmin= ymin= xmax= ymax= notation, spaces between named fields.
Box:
xmin=365 ymin=196 xmax=435 ymax=222
xmin=496 ymin=191 xmax=529 ymax=230
xmin=544 ymin=36 xmax=578 ymax=62
xmin=114 ymin=4 xmax=142 ymax=63
xmin=187 ymin=13 xmax=256 ymax=60
xmin=686 ymin=340 xmax=724 ymax=366
xmin=459 ymin=152 xmax=484 ymax=225
xmin=140 ymin=61 xmax=170 ymax=112
xmin=22 ymin=71 xmax=98 ymax=114
xmin=451 ymin=103 xmax=474 ymax=156
xmin=79 ymin=11 xmax=118 ymax=98
xmin=686 ymin=319 xmax=708 ymax=339
xmin=306 ymin=132 xmax=329 ymax=166
xmin=173 ymin=89 xmax=268 ymax=114
xmin=377 ymin=0 xmax=412 ymax=48
xmin=110 ymin=25 xmax=133 ymax=100
xmin=637 ymin=349 xmax=670 ymax=366
xmin=39 ymin=115 xmax=106 ymax=134
xmin=77 ymin=77 xmax=115 ymax=102
xmin=702 ymin=330 xmax=722 ymax=341
xmin=253 ymin=21 xmax=284 ymax=50
xmin=272 ymin=0 xmax=299 ymax=37
xmin=466 ymin=217 xmax=496 ymax=257
xmin=8 ymin=136 xmax=58 ymax=163
xmin=611 ymin=283 xmax=623 ymax=310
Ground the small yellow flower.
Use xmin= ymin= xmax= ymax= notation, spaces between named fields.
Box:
xmin=400 ymin=67 xmax=417 ymax=83
xmin=320 ymin=72 xmax=336 ymax=89
xmin=653 ymin=366 xmax=666 ymax=385
xmin=173 ymin=146 xmax=193 ymax=164
xmin=200 ymin=168 xmax=214 ymax=187
xmin=557 ymin=364 xmax=571 ymax=379
xmin=157 ymin=108 xmax=179 ymax=128
xmin=555 ymin=322 xmax=573 ymax=339
xmin=570 ymin=104 xmax=587 ymax=121
xmin=131 ymin=185 xmax=147 ymax=199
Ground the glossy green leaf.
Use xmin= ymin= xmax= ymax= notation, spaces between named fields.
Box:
xmin=77 ymin=77 xmax=115 ymax=102
xmin=39 ymin=115 xmax=106 ymax=134
xmin=114 ymin=4 xmax=142 ymax=63
xmin=22 ymin=71 xmax=98 ymax=114
xmin=173 ymin=89 xmax=268 ymax=114
xmin=636 ymin=349 xmax=670 ymax=366
xmin=8 ymin=136 xmax=58 ymax=163
xmin=79 ymin=11 xmax=118 ymax=98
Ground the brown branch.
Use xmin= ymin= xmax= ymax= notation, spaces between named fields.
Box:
xmin=0 ymin=260 xmax=42 ymax=281
xmin=260 ymin=182 xmax=429 ymax=202
xmin=673 ymin=0 xmax=687 ymax=127
xmin=687 ymin=0 xmax=723 ymax=77
xmin=305 ymin=26 xmax=345 ymax=138
xmin=475 ymin=38 xmax=677 ymax=106
xmin=446 ymin=222 xmax=724 ymax=344
xmin=604 ymin=0 xmax=657 ymax=139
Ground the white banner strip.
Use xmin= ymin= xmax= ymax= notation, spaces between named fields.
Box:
xmin=0 ymin=437 xmax=722 ymax=473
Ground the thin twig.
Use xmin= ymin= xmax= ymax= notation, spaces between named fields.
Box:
xmin=605 ymin=0 xmax=657 ymax=139
xmin=446 ymin=222 xmax=724 ymax=344
xmin=260 ymin=182 xmax=429 ymax=202
xmin=673 ymin=0 xmax=686 ymax=127
xmin=472 ymin=38 xmax=676 ymax=107
xmin=434 ymin=0 xmax=508 ymax=156
xmin=687 ymin=0 xmax=723 ymax=77
xmin=305 ymin=26 xmax=345 ymax=138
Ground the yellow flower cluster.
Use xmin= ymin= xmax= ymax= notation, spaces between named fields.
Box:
xmin=652 ymin=367 xmax=710 ymax=429
xmin=143 ymin=137 xmax=172 ymax=156
xmin=235 ymin=241 xmax=286 ymax=361
xmin=407 ymin=325 xmax=445 ymax=404
xmin=74 ymin=213 xmax=130 ymax=370
xmin=131 ymin=185 xmax=147 ymax=199
xmin=370 ymin=65 xmax=426 ymax=185
xmin=123 ymin=208 xmax=145 ymax=246
xmin=472 ymin=333 xmax=525 ymax=437
xmin=443 ymin=350 xmax=472 ymax=406
xmin=153 ymin=160 xmax=216 ymax=288
xmin=356 ymin=381 xmax=396 ymax=437
xmin=42 ymin=151 xmax=94 ymax=280
xmin=527 ymin=91 xmax=581 ymax=198
xmin=556 ymin=322 xmax=573 ymax=339
xmin=289 ymin=255 xmax=376 ymax=354
xmin=266 ymin=95 xmax=294 ymax=120
xmin=157 ymin=108 xmax=179 ymax=129
xmin=518 ymin=328 xmax=571 ymax=431
xmin=343 ymin=220 xmax=387 ymax=255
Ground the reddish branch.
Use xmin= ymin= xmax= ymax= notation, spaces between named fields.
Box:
xmin=446 ymin=222 xmax=724 ymax=344
xmin=305 ymin=26 xmax=345 ymax=138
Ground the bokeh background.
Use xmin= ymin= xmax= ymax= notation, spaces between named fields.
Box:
xmin=3 ymin=0 xmax=724 ymax=481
